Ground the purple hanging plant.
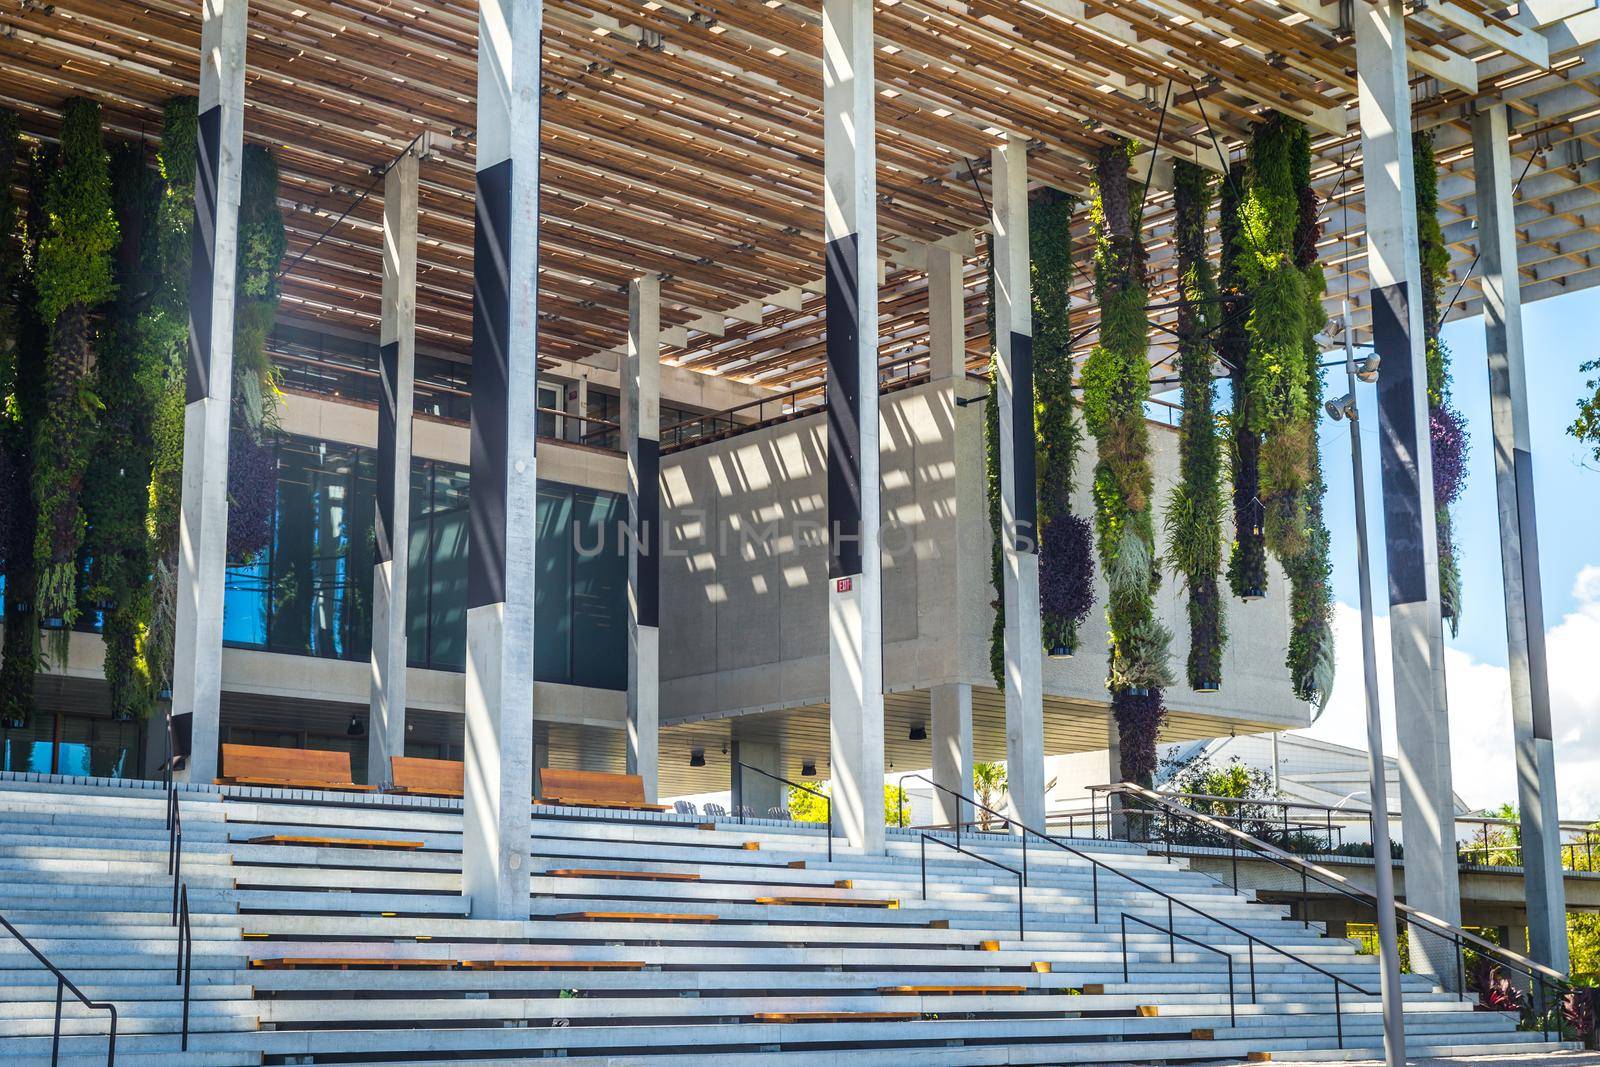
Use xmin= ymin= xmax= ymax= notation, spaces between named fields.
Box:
xmin=227 ymin=424 xmax=276 ymax=564
xmin=1041 ymin=510 xmax=1094 ymax=648
xmin=1113 ymin=686 xmax=1166 ymax=786
xmin=1430 ymin=402 xmax=1469 ymax=508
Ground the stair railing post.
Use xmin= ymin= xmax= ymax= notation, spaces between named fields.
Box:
xmin=1091 ymin=862 xmax=1099 ymax=924
xmin=1334 ymin=976 xmax=1343 ymax=1048
xmin=1121 ymin=913 xmax=1130 ymax=982
xmin=1301 ymin=868 xmax=1309 ymax=929
xmin=53 ymin=977 xmax=63 ymax=1066
xmin=920 ymin=835 xmax=927 ymax=900
xmin=1168 ymin=897 xmax=1175 ymax=962
xmin=1227 ymin=955 xmax=1236 ymax=1028
xmin=1249 ymin=941 xmax=1257 ymax=1003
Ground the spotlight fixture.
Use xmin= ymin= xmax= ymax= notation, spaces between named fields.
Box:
xmin=801 ymin=760 xmax=817 ymax=778
xmin=1325 ymin=393 xmax=1357 ymax=422
xmin=689 ymin=748 xmax=706 ymax=768
xmin=1047 ymin=644 xmax=1074 ymax=660
xmin=346 ymin=715 xmax=365 ymax=738
xmin=1356 ymin=354 xmax=1381 ymax=383
xmin=908 ymin=723 xmax=928 ymax=742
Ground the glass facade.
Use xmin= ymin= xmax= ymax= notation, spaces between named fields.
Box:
xmin=1 ymin=714 xmax=143 ymax=778
xmin=224 ymin=433 xmax=628 ymax=690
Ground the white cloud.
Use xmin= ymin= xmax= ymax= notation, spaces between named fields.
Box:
xmin=1295 ymin=566 xmax=1600 ymax=822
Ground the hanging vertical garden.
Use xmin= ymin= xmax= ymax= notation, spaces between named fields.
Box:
xmin=1167 ymin=160 xmax=1226 ymax=693
xmin=1031 ymin=188 xmax=1094 ymax=660
xmin=1415 ymin=130 xmax=1468 ymax=633
xmin=1082 ymin=139 xmax=1171 ymax=785
xmin=1220 ymin=162 xmax=1266 ymax=602
xmin=31 ymin=97 xmax=118 ymax=642
xmin=1285 ymin=124 xmax=1335 ymax=708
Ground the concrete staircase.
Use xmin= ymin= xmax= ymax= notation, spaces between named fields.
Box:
xmin=0 ymin=774 xmax=1579 ymax=1066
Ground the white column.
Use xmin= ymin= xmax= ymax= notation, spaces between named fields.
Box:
xmin=461 ymin=0 xmax=541 ymax=920
xmin=824 ymin=0 xmax=885 ymax=852
xmin=927 ymin=246 xmax=966 ymax=382
xmin=930 ymin=683 xmax=973 ymax=828
xmin=172 ymin=0 xmax=248 ymax=783
xmin=624 ymin=274 xmax=661 ymax=802
xmin=1472 ymin=104 xmax=1569 ymax=974
xmin=367 ymin=146 xmax=419 ymax=788
xmin=1355 ymin=0 xmax=1463 ymax=987
xmin=992 ymin=134 xmax=1045 ymax=831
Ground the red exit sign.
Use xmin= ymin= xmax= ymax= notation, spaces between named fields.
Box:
xmin=836 ymin=577 xmax=853 ymax=593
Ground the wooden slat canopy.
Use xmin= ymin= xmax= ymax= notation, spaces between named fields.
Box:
xmin=0 ymin=0 xmax=1593 ymax=394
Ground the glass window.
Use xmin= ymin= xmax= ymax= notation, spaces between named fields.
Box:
xmin=1 ymin=716 xmax=55 ymax=773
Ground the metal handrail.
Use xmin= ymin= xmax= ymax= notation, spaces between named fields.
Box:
xmin=920 ymin=833 xmax=1024 ymax=940
xmin=0 ymin=912 xmax=118 ymax=1066
xmin=894 ymin=774 xmax=1376 ymax=1046
xmin=175 ymin=885 xmax=192 ymax=1051
xmin=1101 ymin=781 xmax=1571 ymax=1037
xmin=1120 ymin=912 xmax=1236 ymax=1028
xmin=164 ymin=710 xmax=194 ymax=1051
xmin=733 ymin=761 xmax=831 ymax=863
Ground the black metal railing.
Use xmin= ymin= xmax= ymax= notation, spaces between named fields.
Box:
xmin=0 ymin=912 xmax=118 ymax=1066
xmin=1100 ymin=782 xmax=1574 ymax=1041
xmin=733 ymin=761 xmax=831 ymax=863
xmin=920 ymin=833 xmax=1024 ymax=940
xmin=164 ymin=710 xmax=194 ymax=1052
xmin=1121 ymin=911 xmax=1236 ymax=1028
xmin=894 ymin=773 xmax=1377 ymax=1047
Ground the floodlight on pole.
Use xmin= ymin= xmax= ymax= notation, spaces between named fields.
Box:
xmin=1336 ymin=298 xmax=1407 ymax=1067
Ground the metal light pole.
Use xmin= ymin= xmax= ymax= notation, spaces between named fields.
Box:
xmin=1329 ymin=299 xmax=1406 ymax=1065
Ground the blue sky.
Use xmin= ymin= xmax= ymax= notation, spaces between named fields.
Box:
xmin=1304 ymin=285 xmax=1600 ymax=816
xmin=1319 ymin=286 xmax=1600 ymax=665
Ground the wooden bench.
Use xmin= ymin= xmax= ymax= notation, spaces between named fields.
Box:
xmin=243 ymin=835 xmax=423 ymax=850
xmin=753 ymin=1012 xmax=918 ymax=1023
xmin=538 ymin=768 xmax=669 ymax=811
xmin=217 ymin=744 xmax=373 ymax=791
xmin=553 ymin=911 xmax=719 ymax=924
xmin=389 ymin=756 xmax=464 ymax=797
xmin=877 ymin=985 xmax=1026 ymax=995
xmin=755 ymin=896 xmax=898 ymax=909
xmin=251 ymin=958 xmax=452 ymax=971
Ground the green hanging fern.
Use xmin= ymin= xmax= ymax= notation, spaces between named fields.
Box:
xmin=32 ymin=97 xmax=118 ymax=636
xmin=1166 ymin=160 xmax=1227 ymax=691
xmin=1220 ymin=162 xmax=1267 ymax=600
xmin=1239 ymin=114 xmax=1313 ymax=561
xmin=1031 ymin=188 xmax=1093 ymax=654
xmin=1414 ymin=130 xmax=1467 ymax=634
xmin=141 ymin=97 xmax=200 ymax=698
xmin=1084 ymin=138 xmax=1171 ymax=784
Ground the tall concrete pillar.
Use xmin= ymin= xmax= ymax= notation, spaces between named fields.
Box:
xmin=731 ymin=737 xmax=784 ymax=817
xmin=1472 ymin=103 xmax=1569 ymax=974
xmin=367 ymin=145 xmax=419 ymax=789
xmin=930 ymin=683 xmax=973 ymax=828
xmin=823 ymin=0 xmax=885 ymax=852
xmin=1355 ymin=0 xmax=1463 ymax=987
xmin=623 ymin=274 xmax=661 ymax=802
xmin=173 ymin=0 xmax=249 ymax=783
xmin=461 ymin=0 xmax=541 ymax=920
xmin=992 ymin=134 xmax=1045 ymax=831
xmin=927 ymin=246 xmax=966 ymax=382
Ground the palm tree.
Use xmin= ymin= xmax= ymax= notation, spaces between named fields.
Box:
xmin=972 ymin=762 xmax=1007 ymax=830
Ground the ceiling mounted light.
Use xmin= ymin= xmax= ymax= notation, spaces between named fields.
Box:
xmin=689 ymin=749 xmax=706 ymax=768
xmin=908 ymin=724 xmax=928 ymax=742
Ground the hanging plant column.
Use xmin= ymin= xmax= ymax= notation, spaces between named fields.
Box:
xmin=1220 ymin=163 xmax=1266 ymax=601
xmin=32 ymin=97 xmax=118 ymax=639
xmin=1284 ymin=129 xmax=1335 ymax=708
xmin=1166 ymin=161 xmax=1226 ymax=692
xmin=1239 ymin=114 xmax=1313 ymax=564
xmin=1031 ymin=188 xmax=1093 ymax=658
xmin=1415 ymin=130 xmax=1468 ymax=633
xmin=1082 ymin=139 xmax=1172 ymax=786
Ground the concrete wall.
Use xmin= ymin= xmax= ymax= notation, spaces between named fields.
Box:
xmin=659 ymin=377 xmax=1307 ymax=736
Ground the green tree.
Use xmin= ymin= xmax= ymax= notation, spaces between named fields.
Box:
xmin=973 ymin=761 xmax=1008 ymax=828
xmin=1571 ymin=359 xmax=1600 ymax=467
xmin=787 ymin=782 xmax=910 ymax=827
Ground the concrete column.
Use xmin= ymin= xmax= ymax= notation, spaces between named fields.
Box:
xmin=823 ymin=0 xmax=885 ymax=852
xmin=567 ymin=378 xmax=588 ymax=443
xmin=172 ymin=0 xmax=248 ymax=783
xmin=927 ymin=246 xmax=966 ymax=382
xmin=623 ymin=274 xmax=661 ymax=802
xmin=1355 ymin=0 xmax=1463 ymax=988
xmin=731 ymin=738 xmax=784 ymax=817
xmin=1472 ymin=104 xmax=1569 ymax=974
xmin=461 ymin=0 xmax=541 ymax=920
xmin=367 ymin=145 xmax=419 ymax=789
xmin=930 ymin=683 xmax=973 ymax=829
xmin=992 ymin=134 xmax=1045 ymax=831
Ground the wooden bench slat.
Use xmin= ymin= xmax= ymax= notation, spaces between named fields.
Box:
xmin=243 ymin=835 xmax=423 ymax=850
xmin=251 ymin=959 xmax=454 ymax=970
xmin=219 ymin=745 xmax=368 ymax=792
xmin=390 ymin=756 xmax=464 ymax=798
xmin=538 ymin=769 xmax=669 ymax=811
xmin=755 ymin=896 xmax=898 ymax=909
